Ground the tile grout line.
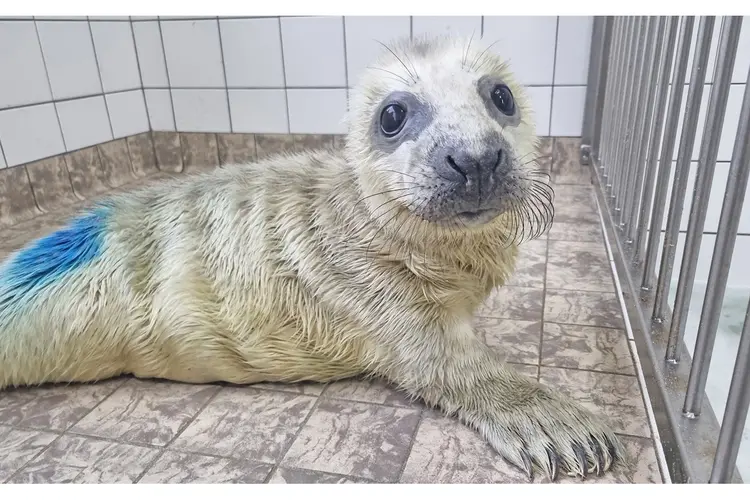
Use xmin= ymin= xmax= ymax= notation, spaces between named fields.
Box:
xmin=395 ymin=408 xmax=423 ymax=483
xmin=87 ymin=19 xmax=115 ymax=141
xmin=128 ymin=18 xmax=152 ymax=133
xmin=133 ymin=384 xmax=225 ymax=483
xmin=537 ymin=138 xmax=555 ymax=381
xmin=277 ymin=17 xmax=291 ymax=135
xmin=3 ymin=377 xmax=129 ymax=483
xmin=548 ymin=17 xmax=560 ymax=136
xmin=32 ymin=19 xmax=67 ymax=153
xmin=264 ymin=394 xmax=325 ymax=483
xmin=215 ymin=17 xmax=233 ymax=134
xmin=594 ymin=191 xmax=672 ymax=484
xmin=156 ymin=19 xmax=178 ymax=132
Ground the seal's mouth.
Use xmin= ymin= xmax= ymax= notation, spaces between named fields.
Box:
xmin=451 ymin=207 xmax=504 ymax=226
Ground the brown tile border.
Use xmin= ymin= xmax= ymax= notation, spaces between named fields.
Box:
xmin=0 ymin=132 xmax=561 ymax=232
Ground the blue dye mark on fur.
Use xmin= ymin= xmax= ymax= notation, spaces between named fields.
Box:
xmin=0 ymin=205 xmax=110 ymax=313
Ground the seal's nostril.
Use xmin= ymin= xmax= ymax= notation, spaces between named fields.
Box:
xmin=446 ymin=155 xmax=468 ymax=181
xmin=493 ymin=149 xmax=504 ymax=171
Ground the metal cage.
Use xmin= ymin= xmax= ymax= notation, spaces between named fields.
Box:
xmin=581 ymin=15 xmax=750 ymax=483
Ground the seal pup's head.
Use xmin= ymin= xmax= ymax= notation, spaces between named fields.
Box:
xmin=346 ymin=34 xmax=553 ymax=245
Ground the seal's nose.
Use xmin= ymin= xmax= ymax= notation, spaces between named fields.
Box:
xmin=438 ymin=148 xmax=504 ymax=185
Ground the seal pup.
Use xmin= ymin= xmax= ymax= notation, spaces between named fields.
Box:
xmin=0 ymin=34 xmax=624 ymax=481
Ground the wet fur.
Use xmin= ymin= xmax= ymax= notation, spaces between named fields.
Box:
xmin=0 ymin=34 xmax=624 ymax=480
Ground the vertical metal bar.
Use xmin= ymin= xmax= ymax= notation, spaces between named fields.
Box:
xmin=601 ymin=17 xmax=626 ymax=181
xmin=652 ymin=16 xmax=715 ymax=322
xmin=582 ymin=16 xmax=613 ymax=159
xmin=613 ymin=17 xmax=646 ymax=219
xmin=610 ymin=17 xmax=639 ymax=206
xmin=619 ymin=16 xmax=657 ymax=234
xmin=710 ymin=299 xmax=750 ymax=483
xmin=592 ymin=17 xmax=615 ymax=158
xmin=642 ymin=16 xmax=695 ymax=290
xmin=681 ymin=17 xmax=746 ymax=413
xmin=633 ymin=17 xmax=679 ymax=262
xmin=625 ymin=17 xmax=666 ymax=244
xmin=666 ymin=17 xmax=740 ymax=365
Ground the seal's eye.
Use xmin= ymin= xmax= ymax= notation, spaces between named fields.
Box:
xmin=491 ymin=84 xmax=515 ymax=115
xmin=380 ymin=103 xmax=407 ymax=137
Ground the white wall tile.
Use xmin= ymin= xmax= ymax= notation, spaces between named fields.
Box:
xmin=524 ymin=86 xmax=552 ymax=136
xmin=36 ymin=20 xmax=102 ymax=99
xmin=144 ymin=89 xmax=175 ymax=131
xmin=90 ymin=21 xmax=141 ymax=92
xmin=287 ymin=89 xmax=348 ymax=134
xmin=654 ymin=231 xmax=750 ymax=290
xmin=0 ymin=141 xmax=7 ymax=169
xmin=133 ymin=21 xmax=169 ymax=88
xmin=671 ymin=83 xmax=745 ymax=163
xmin=281 ymin=16 xmax=346 ymax=87
xmin=677 ymin=17 xmax=722 ymax=85
xmin=733 ymin=17 xmax=750 ymax=84
xmin=220 ymin=18 xmax=284 ymax=88
xmin=483 ymin=16 xmax=558 ymax=86
xmin=228 ymin=89 xmax=288 ymax=134
xmin=344 ymin=16 xmax=411 ymax=88
xmin=0 ymin=103 xmax=65 ymax=166
xmin=161 ymin=19 xmax=225 ymax=88
xmin=171 ymin=89 xmax=230 ymax=132
xmin=56 ymin=96 xmax=113 ymax=151
xmin=550 ymin=86 xmax=586 ymax=136
xmin=0 ymin=21 xmax=52 ymax=109
xmin=411 ymin=16 xmax=481 ymax=37
xmin=554 ymin=16 xmax=593 ymax=86
xmin=652 ymin=161 xmax=750 ymax=235
xmin=106 ymin=90 xmax=149 ymax=138
xmin=88 ymin=17 xmax=130 ymax=21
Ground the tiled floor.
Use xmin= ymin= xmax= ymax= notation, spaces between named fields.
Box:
xmin=0 ymin=137 xmax=666 ymax=484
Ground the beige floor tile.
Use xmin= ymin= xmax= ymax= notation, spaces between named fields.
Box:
xmin=474 ymin=317 xmax=541 ymax=365
xmin=269 ymin=467 xmax=370 ymax=484
xmin=0 ymin=426 xmax=58 ymax=482
xmin=13 ymin=435 xmax=159 ymax=483
xmin=544 ymin=290 xmax=624 ymax=329
xmin=540 ymin=367 xmax=651 ymax=438
xmin=546 ymin=240 xmax=614 ymax=292
xmin=400 ymin=411 xmax=529 ymax=483
xmin=138 ymin=450 xmax=271 ymax=483
xmin=0 ymin=380 xmax=124 ymax=432
xmin=322 ymin=378 xmax=417 ymax=408
xmin=171 ymin=387 xmax=316 ymax=463
xmin=71 ymin=379 xmax=219 ymax=446
xmin=477 ymin=286 xmax=544 ymax=321
xmin=282 ymin=400 xmax=420 ymax=482
xmin=542 ymin=323 xmax=634 ymax=375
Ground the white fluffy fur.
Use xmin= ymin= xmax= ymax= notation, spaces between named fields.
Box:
xmin=0 ymin=34 xmax=624 ymax=481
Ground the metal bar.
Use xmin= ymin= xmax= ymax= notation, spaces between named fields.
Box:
xmin=710 ymin=298 xmax=750 ymax=482
xmin=582 ymin=16 xmax=613 ymax=160
xmin=619 ymin=17 xmax=657 ymax=234
xmin=614 ymin=18 xmax=648 ymax=221
xmin=682 ymin=17 xmax=746 ymax=413
xmin=642 ymin=16 xmax=696 ymax=291
xmin=591 ymin=18 xmax=614 ymax=156
xmin=598 ymin=17 xmax=621 ymax=170
xmin=652 ymin=16 xmax=715 ymax=323
xmin=625 ymin=17 xmax=666 ymax=244
xmin=633 ymin=17 xmax=679 ymax=261
xmin=601 ymin=17 xmax=626 ymax=182
xmin=666 ymin=16 xmax=740 ymax=365
xmin=611 ymin=17 xmax=639 ymax=208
